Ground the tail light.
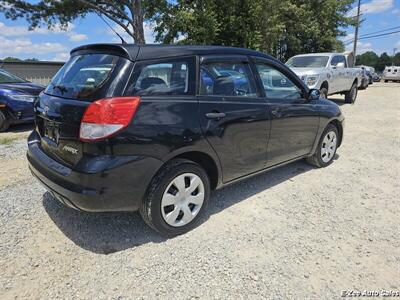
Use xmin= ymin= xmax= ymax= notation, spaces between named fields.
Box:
xmin=80 ymin=96 xmax=141 ymax=142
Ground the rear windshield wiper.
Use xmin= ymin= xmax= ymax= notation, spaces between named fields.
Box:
xmin=52 ymin=84 xmax=68 ymax=94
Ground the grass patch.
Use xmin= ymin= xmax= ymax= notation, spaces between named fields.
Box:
xmin=0 ymin=137 xmax=18 ymax=145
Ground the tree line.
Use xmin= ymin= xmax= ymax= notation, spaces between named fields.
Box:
xmin=1 ymin=0 xmax=355 ymax=61
xmin=0 ymin=57 xmax=39 ymax=62
xmin=356 ymin=51 xmax=400 ymax=72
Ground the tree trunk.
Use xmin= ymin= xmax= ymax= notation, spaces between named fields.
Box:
xmin=132 ymin=0 xmax=145 ymax=44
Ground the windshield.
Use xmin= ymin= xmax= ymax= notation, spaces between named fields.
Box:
xmin=0 ymin=69 xmax=28 ymax=84
xmin=45 ymin=53 xmax=120 ymax=100
xmin=286 ymin=56 xmax=329 ymax=68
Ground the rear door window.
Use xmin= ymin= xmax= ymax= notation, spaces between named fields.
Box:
xmin=331 ymin=55 xmax=347 ymax=67
xmin=127 ymin=58 xmax=195 ymax=96
xmin=199 ymin=62 xmax=257 ymax=97
xmin=45 ymin=54 xmax=128 ymax=101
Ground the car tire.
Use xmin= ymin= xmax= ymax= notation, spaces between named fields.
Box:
xmin=344 ymin=82 xmax=357 ymax=104
xmin=384 ymin=80 xmax=388 ymax=83
xmin=140 ymin=158 xmax=210 ymax=236
xmin=320 ymin=87 xmax=328 ymax=99
xmin=0 ymin=110 xmax=10 ymax=132
xmin=306 ymin=124 xmax=339 ymax=168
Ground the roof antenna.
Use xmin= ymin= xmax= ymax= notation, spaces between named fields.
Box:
xmin=97 ymin=13 xmax=127 ymax=44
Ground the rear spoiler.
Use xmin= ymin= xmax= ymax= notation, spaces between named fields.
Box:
xmin=70 ymin=44 xmax=139 ymax=61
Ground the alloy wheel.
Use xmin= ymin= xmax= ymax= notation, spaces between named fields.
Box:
xmin=321 ymin=131 xmax=337 ymax=163
xmin=161 ymin=173 xmax=205 ymax=227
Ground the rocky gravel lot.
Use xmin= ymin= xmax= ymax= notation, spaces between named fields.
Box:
xmin=0 ymin=82 xmax=399 ymax=299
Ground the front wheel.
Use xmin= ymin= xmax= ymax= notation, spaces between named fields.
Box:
xmin=140 ymin=159 xmax=210 ymax=236
xmin=0 ymin=110 xmax=10 ymax=132
xmin=307 ymin=124 xmax=339 ymax=168
xmin=344 ymin=82 xmax=358 ymax=104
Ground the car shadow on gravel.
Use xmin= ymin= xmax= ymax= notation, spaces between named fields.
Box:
xmin=327 ymin=98 xmax=348 ymax=106
xmin=42 ymin=192 xmax=167 ymax=254
xmin=43 ymin=159 xmax=321 ymax=254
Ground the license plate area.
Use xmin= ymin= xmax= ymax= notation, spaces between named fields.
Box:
xmin=43 ymin=120 xmax=60 ymax=145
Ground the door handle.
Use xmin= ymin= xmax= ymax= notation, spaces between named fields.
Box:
xmin=206 ymin=112 xmax=226 ymax=120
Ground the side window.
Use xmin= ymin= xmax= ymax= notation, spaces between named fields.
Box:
xmin=132 ymin=60 xmax=189 ymax=96
xmin=331 ymin=55 xmax=346 ymax=67
xmin=339 ymin=56 xmax=347 ymax=67
xmin=330 ymin=56 xmax=339 ymax=66
xmin=255 ymin=63 xmax=302 ymax=100
xmin=199 ymin=62 xmax=257 ymax=97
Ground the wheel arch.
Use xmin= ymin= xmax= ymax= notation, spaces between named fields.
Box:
xmin=328 ymin=119 xmax=343 ymax=147
xmin=310 ymin=116 xmax=344 ymax=156
xmin=321 ymin=81 xmax=329 ymax=91
xmin=171 ymin=151 xmax=220 ymax=190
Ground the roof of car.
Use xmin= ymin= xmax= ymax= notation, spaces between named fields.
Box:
xmin=71 ymin=43 xmax=274 ymax=61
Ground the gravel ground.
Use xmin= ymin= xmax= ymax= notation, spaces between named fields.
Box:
xmin=0 ymin=82 xmax=399 ymax=299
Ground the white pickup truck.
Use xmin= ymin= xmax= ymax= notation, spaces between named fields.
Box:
xmin=286 ymin=53 xmax=359 ymax=103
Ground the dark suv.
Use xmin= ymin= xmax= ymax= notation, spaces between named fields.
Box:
xmin=27 ymin=44 xmax=344 ymax=236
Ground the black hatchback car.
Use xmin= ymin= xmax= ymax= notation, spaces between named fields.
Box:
xmin=27 ymin=44 xmax=344 ymax=236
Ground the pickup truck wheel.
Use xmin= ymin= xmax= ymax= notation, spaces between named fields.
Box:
xmin=0 ymin=110 xmax=10 ymax=132
xmin=320 ymin=87 xmax=328 ymax=99
xmin=140 ymin=158 xmax=210 ymax=236
xmin=344 ymin=82 xmax=357 ymax=104
xmin=307 ymin=124 xmax=338 ymax=168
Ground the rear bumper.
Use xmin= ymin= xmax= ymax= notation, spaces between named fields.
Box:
xmin=383 ymin=76 xmax=399 ymax=80
xmin=27 ymin=131 xmax=163 ymax=212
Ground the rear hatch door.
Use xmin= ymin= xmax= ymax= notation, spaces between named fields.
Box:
xmin=35 ymin=52 xmax=132 ymax=166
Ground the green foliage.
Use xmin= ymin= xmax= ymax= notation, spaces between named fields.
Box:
xmin=151 ymin=0 xmax=219 ymax=44
xmin=0 ymin=137 xmax=17 ymax=145
xmin=393 ymin=53 xmax=400 ymax=66
xmin=356 ymin=51 xmax=398 ymax=72
xmin=355 ymin=51 xmax=379 ymax=67
xmin=0 ymin=0 xmax=148 ymax=43
xmin=1 ymin=57 xmax=39 ymax=62
xmin=151 ymin=0 xmax=355 ymax=60
xmin=1 ymin=0 xmax=356 ymax=60
xmin=375 ymin=52 xmax=392 ymax=72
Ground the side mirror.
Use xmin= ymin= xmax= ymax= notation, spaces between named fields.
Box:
xmin=336 ymin=62 xmax=345 ymax=68
xmin=308 ymin=89 xmax=320 ymax=101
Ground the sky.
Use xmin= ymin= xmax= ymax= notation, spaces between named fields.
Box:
xmin=0 ymin=0 xmax=399 ymax=62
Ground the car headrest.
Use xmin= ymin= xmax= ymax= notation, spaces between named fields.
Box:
xmin=213 ymin=76 xmax=235 ymax=96
xmin=140 ymin=77 xmax=167 ymax=90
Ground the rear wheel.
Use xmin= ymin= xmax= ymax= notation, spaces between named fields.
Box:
xmin=384 ymin=80 xmax=388 ymax=83
xmin=0 ymin=110 xmax=10 ymax=132
xmin=307 ymin=124 xmax=338 ymax=168
xmin=344 ymin=82 xmax=357 ymax=104
xmin=320 ymin=87 xmax=328 ymax=99
xmin=140 ymin=159 xmax=210 ymax=236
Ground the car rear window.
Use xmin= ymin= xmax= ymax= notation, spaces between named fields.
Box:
xmin=129 ymin=60 xmax=190 ymax=96
xmin=45 ymin=54 xmax=126 ymax=100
